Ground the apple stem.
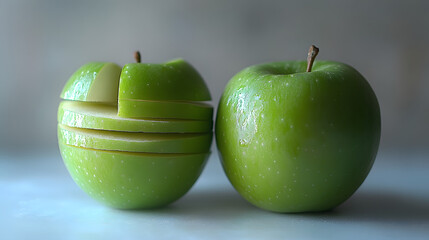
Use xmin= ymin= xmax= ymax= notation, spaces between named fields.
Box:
xmin=134 ymin=51 xmax=141 ymax=63
xmin=306 ymin=45 xmax=319 ymax=72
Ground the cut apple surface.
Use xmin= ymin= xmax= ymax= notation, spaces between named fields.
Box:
xmin=60 ymin=62 xmax=122 ymax=104
xmin=118 ymin=99 xmax=213 ymax=120
xmin=59 ymin=143 xmax=209 ymax=209
xmin=118 ymin=59 xmax=211 ymax=101
xmin=58 ymin=124 xmax=213 ymax=153
xmin=58 ymin=101 xmax=213 ymax=133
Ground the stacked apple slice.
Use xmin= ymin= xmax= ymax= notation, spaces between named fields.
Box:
xmin=58 ymin=58 xmax=213 ymax=209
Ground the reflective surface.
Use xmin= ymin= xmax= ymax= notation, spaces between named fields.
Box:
xmin=1 ymin=150 xmax=428 ymax=239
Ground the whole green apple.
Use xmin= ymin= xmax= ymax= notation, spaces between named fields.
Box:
xmin=216 ymin=46 xmax=380 ymax=213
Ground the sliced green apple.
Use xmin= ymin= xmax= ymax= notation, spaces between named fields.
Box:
xmin=118 ymin=99 xmax=213 ymax=120
xmin=60 ymin=62 xmax=121 ymax=104
xmin=58 ymin=124 xmax=213 ymax=153
xmin=58 ymin=101 xmax=213 ymax=133
xmin=118 ymin=59 xmax=211 ymax=101
xmin=59 ymin=143 xmax=209 ymax=209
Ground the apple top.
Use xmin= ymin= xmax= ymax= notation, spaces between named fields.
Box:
xmin=60 ymin=62 xmax=122 ymax=104
xmin=118 ymin=59 xmax=211 ymax=101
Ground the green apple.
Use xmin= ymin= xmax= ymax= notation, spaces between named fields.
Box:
xmin=59 ymin=143 xmax=209 ymax=209
xmin=117 ymin=99 xmax=213 ymax=120
xmin=60 ymin=62 xmax=121 ymax=104
xmin=58 ymin=101 xmax=213 ymax=133
xmin=118 ymin=58 xmax=211 ymax=101
xmin=58 ymin=124 xmax=212 ymax=153
xmin=58 ymin=53 xmax=213 ymax=209
xmin=216 ymin=46 xmax=380 ymax=213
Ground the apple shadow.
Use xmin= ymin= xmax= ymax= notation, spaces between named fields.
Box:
xmin=127 ymin=188 xmax=258 ymax=220
xmin=167 ymin=188 xmax=429 ymax=225
xmin=303 ymin=189 xmax=429 ymax=224
xmin=122 ymin=184 xmax=429 ymax=225
xmin=126 ymin=188 xmax=429 ymax=224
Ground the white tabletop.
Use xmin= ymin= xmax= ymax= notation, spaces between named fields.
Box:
xmin=1 ymin=149 xmax=428 ymax=240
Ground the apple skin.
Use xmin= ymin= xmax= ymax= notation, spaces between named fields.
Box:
xmin=216 ymin=61 xmax=380 ymax=213
xmin=119 ymin=59 xmax=211 ymax=101
xmin=59 ymin=143 xmax=209 ymax=209
xmin=61 ymin=62 xmax=121 ymax=104
xmin=58 ymin=124 xmax=213 ymax=153
xmin=118 ymin=99 xmax=213 ymax=120
xmin=58 ymin=58 xmax=213 ymax=209
xmin=58 ymin=101 xmax=213 ymax=133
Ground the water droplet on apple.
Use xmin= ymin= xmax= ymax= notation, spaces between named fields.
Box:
xmin=239 ymin=139 xmax=249 ymax=147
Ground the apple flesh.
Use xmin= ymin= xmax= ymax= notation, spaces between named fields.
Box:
xmin=58 ymin=101 xmax=213 ymax=133
xmin=60 ymin=62 xmax=122 ymax=104
xmin=118 ymin=99 xmax=213 ymax=120
xmin=59 ymin=143 xmax=209 ymax=209
xmin=216 ymin=61 xmax=380 ymax=212
xmin=119 ymin=59 xmax=211 ymax=101
xmin=58 ymin=124 xmax=213 ymax=153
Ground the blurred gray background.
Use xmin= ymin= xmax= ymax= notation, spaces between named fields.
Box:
xmin=0 ymin=0 xmax=428 ymax=153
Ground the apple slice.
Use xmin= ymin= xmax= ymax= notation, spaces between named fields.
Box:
xmin=118 ymin=99 xmax=213 ymax=120
xmin=58 ymin=124 xmax=213 ymax=153
xmin=58 ymin=101 xmax=213 ymax=133
xmin=59 ymin=143 xmax=209 ymax=209
xmin=60 ymin=62 xmax=121 ymax=104
xmin=118 ymin=59 xmax=211 ymax=101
